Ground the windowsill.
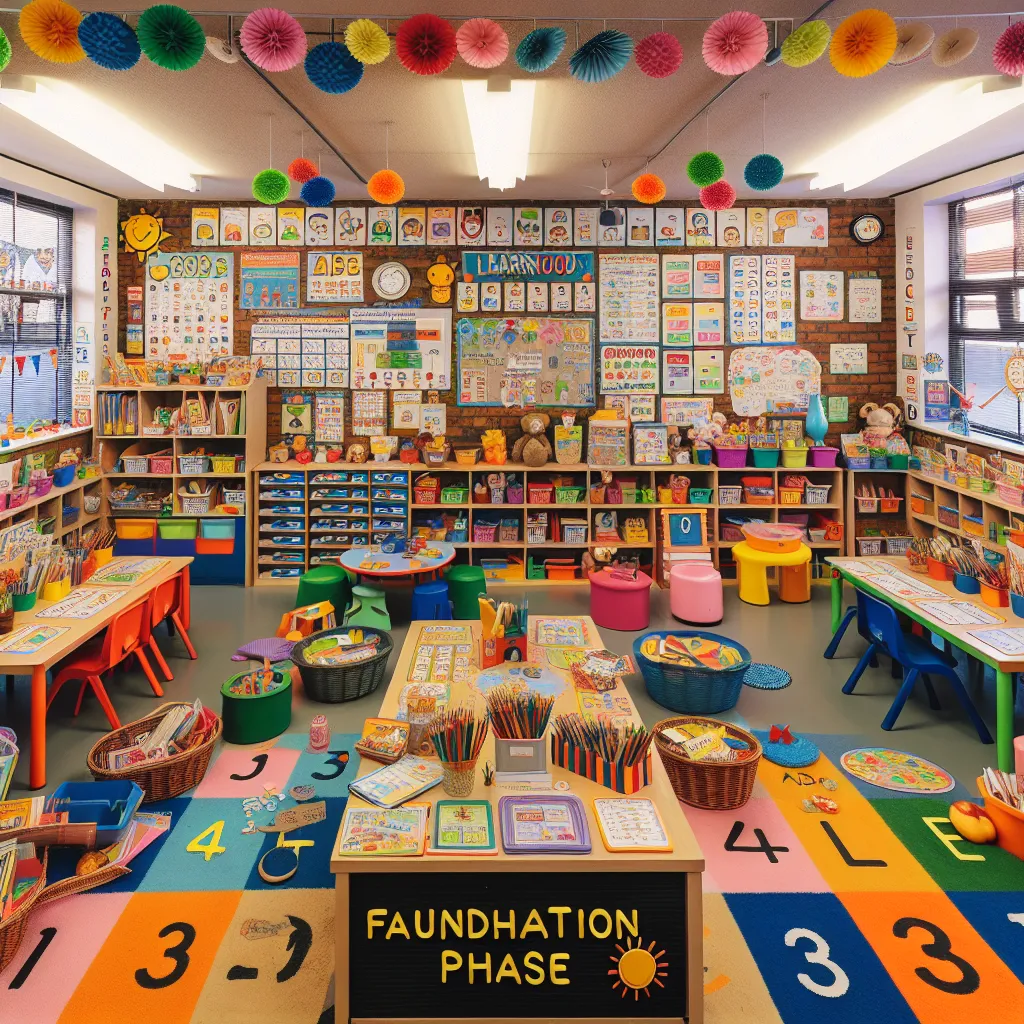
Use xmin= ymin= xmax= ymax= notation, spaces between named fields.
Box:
xmin=0 ymin=423 xmax=91 ymax=458
xmin=911 ymin=419 xmax=1024 ymax=457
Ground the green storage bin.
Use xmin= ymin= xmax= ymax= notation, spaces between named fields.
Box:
xmin=750 ymin=448 xmax=780 ymax=468
xmin=689 ymin=488 xmax=713 ymax=504
xmin=158 ymin=519 xmax=198 ymax=540
xmin=445 ymin=564 xmax=487 ymax=619
xmin=220 ymin=667 xmax=292 ymax=744
xmin=887 ymin=454 xmax=909 ymax=470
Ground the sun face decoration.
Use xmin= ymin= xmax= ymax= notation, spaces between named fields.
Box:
xmin=608 ymin=936 xmax=668 ymax=999
xmin=120 ymin=208 xmax=170 ymax=262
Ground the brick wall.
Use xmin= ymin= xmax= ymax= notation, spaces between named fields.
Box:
xmin=118 ymin=198 xmax=897 ymax=450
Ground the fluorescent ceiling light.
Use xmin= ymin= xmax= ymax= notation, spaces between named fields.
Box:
xmin=0 ymin=76 xmax=201 ymax=192
xmin=808 ymin=77 xmax=1024 ymax=191
xmin=462 ymin=78 xmax=535 ymax=191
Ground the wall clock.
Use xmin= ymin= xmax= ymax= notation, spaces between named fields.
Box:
xmin=850 ymin=214 xmax=884 ymax=245
xmin=372 ymin=261 xmax=411 ymax=300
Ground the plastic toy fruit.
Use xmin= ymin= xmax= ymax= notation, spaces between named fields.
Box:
xmin=948 ymin=800 xmax=997 ymax=843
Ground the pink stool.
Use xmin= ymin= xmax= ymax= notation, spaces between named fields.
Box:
xmin=588 ymin=569 xmax=652 ymax=631
xmin=670 ymin=562 xmax=723 ymax=625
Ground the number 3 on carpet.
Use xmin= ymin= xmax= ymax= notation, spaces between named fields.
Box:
xmin=784 ymin=927 xmax=851 ymax=998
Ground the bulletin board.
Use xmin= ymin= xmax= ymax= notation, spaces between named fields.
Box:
xmin=729 ymin=346 xmax=821 ymax=416
xmin=455 ymin=316 xmax=595 ymax=407
xmin=349 ymin=307 xmax=452 ymax=390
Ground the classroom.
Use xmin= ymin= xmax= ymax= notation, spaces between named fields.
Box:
xmin=1 ymin=3 xmax=1024 ymax=1022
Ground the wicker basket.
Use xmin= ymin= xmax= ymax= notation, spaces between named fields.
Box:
xmin=654 ymin=716 xmax=761 ymax=810
xmin=177 ymin=485 xmax=216 ymax=515
xmin=178 ymin=454 xmax=210 ymax=474
xmin=87 ymin=702 xmax=222 ymax=802
xmin=291 ymin=627 xmax=393 ymax=703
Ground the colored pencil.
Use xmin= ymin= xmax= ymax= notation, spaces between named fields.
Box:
xmin=427 ymin=704 xmax=489 ymax=763
xmin=551 ymin=714 xmax=654 ymax=768
xmin=484 ymin=684 xmax=555 ymax=739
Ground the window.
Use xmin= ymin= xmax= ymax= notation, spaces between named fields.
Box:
xmin=0 ymin=189 xmax=73 ymax=426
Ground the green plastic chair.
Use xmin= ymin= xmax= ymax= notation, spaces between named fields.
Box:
xmin=445 ymin=564 xmax=487 ymax=619
xmin=296 ymin=564 xmax=351 ymax=615
xmin=344 ymin=584 xmax=391 ymax=631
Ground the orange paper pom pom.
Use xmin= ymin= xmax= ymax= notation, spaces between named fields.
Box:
xmin=631 ymin=172 xmax=666 ymax=205
xmin=19 ymin=0 xmax=84 ymax=63
xmin=288 ymin=157 xmax=319 ymax=184
xmin=367 ymin=168 xmax=405 ymax=205
xmin=830 ymin=8 xmax=897 ymax=78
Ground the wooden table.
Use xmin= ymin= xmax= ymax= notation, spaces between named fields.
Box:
xmin=331 ymin=616 xmax=705 ymax=1024
xmin=1 ymin=556 xmax=193 ymax=789
xmin=827 ymin=555 xmax=1018 ymax=771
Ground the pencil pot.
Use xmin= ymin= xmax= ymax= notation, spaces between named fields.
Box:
xmin=12 ymin=591 xmax=36 ymax=612
xmin=42 ymin=577 xmax=71 ymax=602
xmin=549 ymin=736 xmax=653 ymax=794
xmin=953 ymin=572 xmax=980 ymax=595
xmin=480 ymin=632 xmax=528 ymax=668
xmin=495 ymin=737 xmax=546 ymax=774
xmin=95 ymin=546 xmax=114 ymax=567
xmin=441 ymin=758 xmax=479 ymax=797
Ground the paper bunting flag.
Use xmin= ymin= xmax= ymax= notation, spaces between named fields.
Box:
xmin=14 ymin=356 xmax=25 ymax=376
xmin=0 ymin=357 xmax=7 ymax=376
xmin=30 ymin=355 xmax=40 ymax=375
xmin=48 ymin=348 xmax=57 ymax=369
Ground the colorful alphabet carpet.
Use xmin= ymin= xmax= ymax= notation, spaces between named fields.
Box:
xmin=2 ymin=730 xmax=1023 ymax=1024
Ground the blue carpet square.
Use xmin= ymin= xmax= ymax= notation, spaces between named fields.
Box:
xmin=949 ymin=891 xmax=1024 ymax=983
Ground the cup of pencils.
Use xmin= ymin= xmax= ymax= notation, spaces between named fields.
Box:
xmin=429 ymin=705 xmax=489 ymax=797
xmin=485 ymin=684 xmax=554 ymax=774
xmin=0 ymin=580 xmax=14 ymax=634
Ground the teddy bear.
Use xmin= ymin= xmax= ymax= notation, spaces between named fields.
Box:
xmin=345 ymin=442 xmax=368 ymax=463
xmin=858 ymin=402 xmax=903 ymax=448
xmin=511 ymin=412 xmax=553 ymax=467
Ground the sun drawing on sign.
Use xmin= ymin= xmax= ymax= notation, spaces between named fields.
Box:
xmin=608 ymin=936 xmax=668 ymax=999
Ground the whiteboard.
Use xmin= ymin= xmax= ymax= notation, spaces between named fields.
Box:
xmin=349 ymin=307 xmax=452 ymax=390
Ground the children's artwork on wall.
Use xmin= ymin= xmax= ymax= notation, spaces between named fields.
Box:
xmin=527 ymin=281 xmax=549 ymax=311
xmin=746 ymin=207 xmax=768 ymax=246
xmin=574 ymin=281 xmax=596 ymax=311
xmin=604 ymin=395 xmax=628 ymax=417
xmin=120 ymin=207 xmax=171 ymax=261
xmin=693 ymin=302 xmax=725 ymax=345
xmin=250 ymin=309 xmax=349 ymax=388
xmin=487 ymin=206 xmax=513 ymax=245
xmin=830 ymin=342 xmax=868 ymax=374
xmin=397 ymin=207 xmax=426 ymax=245
xmin=544 ymin=207 xmax=572 ymax=246
xmin=427 ymin=206 xmax=455 ymax=244
xmin=627 ymin=207 xmax=654 ymax=246
xmin=314 ymin=390 xmax=345 ymax=443
xmin=663 ymin=349 xmax=693 ymax=394
xmin=304 ymin=207 xmax=334 ymax=246
xmin=597 ymin=207 xmax=626 ymax=246
xmin=277 ymin=206 xmax=303 ymax=245
xmin=849 ymin=276 xmax=882 ymax=322
xmin=716 ymin=209 xmax=745 ymax=247
xmin=587 ymin=418 xmax=629 ymax=466
xmin=248 ymin=207 xmax=277 ymax=245
xmin=686 ymin=208 xmax=715 ymax=247
xmin=633 ymin=422 xmax=670 ymax=463
xmin=457 ymin=281 xmax=479 ymax=312
xmin=369 ymin=207 xmax=397 ymax=245
xmin=457 ymin=206 xmax=485 ymax=245
xmin=514 ymin=207 xmax=542 ymax=246
xmin=598 ymin=253 xmax=659 ymax=343
xmin=190 ymin=207 xmax=218 ymax=246
xmin=800 ymin=270 xmax=844 ymax=320
xmin=762 ymin=254 xmax=796 ymax=343
xmin=729 ymin=346 xmax=822 ymax=415
xmin=281 ymin=391 xmax=313 ymax=437
xmin=333 ymin=207 xmax=366 ymax=246
xmin=661 ymin=396 xmax=713 ymax=427
xmin=827 ymin=395 xmax=849 ymax=422
xmin=240 ymin=251 xmax=300 ymax=309
xmin=504 ymin=281 xmax=525 ymax=311
xmin=349 ymin=307 xmax=452 ymax=390
xmin=306 ymin=252 xmax=363 ymax=303
xmin=770 ymin=208 xmax=828 ymax=246
xmin=551 ymin=282 xmax=573 ymax=312
xmin=693 ymin=253 xmax=725 ymax=299
xmin=480 ymin=281 xmax=500 ymax=312
xmin=693 ymin=348 xmax=724 ymax=394
xmin=662 ymin=302 xmax=693 ymax=347
xmin=391 ymin=390 xmax=421 ymax=431
xmin=729 ymin=255 xmax=762 ymax=344
xmin=219 ymin=206 xmax=248 ymax=245
xmin=421 ymin=403 xmax=446 ymax=436
xmin=599 ymin=344 xmax=659 ymax=393
xmin=352 ymin=389 xmax=387 ymax=434
xmin=573 ymin=207 xmax=598 ymax=246
xmin=662 ymin=254 xmax=692 ymax=298
xmin=924 ymin=379 xmax=950 ymax=420
xmin=628 ymin=395 xmax=657 ymax=422
xmin=655 ymin=208 xmax=685 ymax=246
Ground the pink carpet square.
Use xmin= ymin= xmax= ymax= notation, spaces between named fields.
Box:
xmin=194 ymin=746 xmax=301 ymax=799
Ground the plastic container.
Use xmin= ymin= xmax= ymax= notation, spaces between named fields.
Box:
xmin=926 ymin=556 xmax=950 ymax=581
xmin=953 ymin=572 xmax=980 ymax=595
xmin=12 ymin=591 xmax=37 ymax=612
xmin=750 ymin=448 xmax=780 ymax=468
xmin=689 ymin=488 xmax=713 ymax=504
xmin=741 ymin=522 xmax=803 ymax=554
xmin=178 ymin=455 xmax=210 ymax=474
xmin=1011 ymin=592 xmax=1024 ymax=619
xmin=694 ymin=447 xmax=713 ymax=465
xmin=120 ymin=455 xmax=149 ymax=474
xmin=978 ymin=775 xmax=1024 ymax=861
xmin=528 ymin=483 xmax=554 ymax=504
xmin=805 ymin=484 xmax=832 ymax=505
xmin=115 ymin=518 xmax=157 ymax=540
xmin=884 ymin=536 xmax=912 ymax=556
xmin=713 ymin=446 xmax=749 ymax=468
xmin=778 ymin=486 xmax=803 ymax=505
xmin=177 ymin=486 xmax=216 ymax=515
xmin=210 ymin=455 xmax=238 ymax=474
xmin=808 ymin=446 xmax=839 ymax=468
xmin=981 ymin=583 xmax=1009 ymax=608
xmin=156 ymin=519 xmax=196 ymax=540
xmin=149 ymin=451 xmax=173 ymax=475
xmin=46 ymin=780 xmax=144 ymax=844
xmin=870 ymin=456 xmax=889 ymax=470
xmin=888 ymin=454 xmax=909 ymax=470
xmin=718 ymin=486 xmax=743 ymax=506
xmin=52 ymin=464 xmax=76 ymax=487
xmin=781 ymin=446 xmax=809 ymax=469
xmin=857 ymin=537 xmax=884 ymax=556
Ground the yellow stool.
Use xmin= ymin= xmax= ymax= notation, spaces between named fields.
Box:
xmin=733 ymin=541 xmax=812 ymax=606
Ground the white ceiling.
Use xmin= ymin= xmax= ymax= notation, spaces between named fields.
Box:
xmin=2 ymin=0 xmax=1024 ymax=202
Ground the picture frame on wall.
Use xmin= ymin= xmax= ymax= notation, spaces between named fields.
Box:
xmin=457 ymin=206 xmax=485 ymax=245
xmin=504 ymin=281 xmax=525 ymax=311
xmin=574 ymin=281 xmax=596 ymax=312
xmin=574 ymin=207 xmax=599 ymax=246
xmin=487 ymin=207 xmax=513 ymax=245
xmin=655 ymin=208 xmax=685 ymax=247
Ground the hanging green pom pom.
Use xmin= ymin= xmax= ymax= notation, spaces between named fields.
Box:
xmin=252 ymin=168 xmax=290 ymax=205
xmin=0 ymin=28 xmax=11 ymax=73
xmin=687 ymin=151 xmax=724 ymax=188
xmin=136 ymin=5 xmax=205 ymax=71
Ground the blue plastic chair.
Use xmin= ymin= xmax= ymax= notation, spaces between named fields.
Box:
xmin=411 ymin=580 xmax=452 ymax=621
xmin=842 ymin=591 xmax=993 ymax=742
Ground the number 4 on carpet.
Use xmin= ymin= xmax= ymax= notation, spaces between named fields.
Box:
xmin=187 ymin=820 xmax=227 ymax=861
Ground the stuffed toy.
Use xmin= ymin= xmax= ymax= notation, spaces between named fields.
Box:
xmin=859 ymin=402 xmax=903 ymax=448
xmin=345 ymin=442 xmax=368 ymax=463
xmin=481 ymin=429 xmax=507 ymax=465
xmin=511 ymin=411 xmax=553 ymax=466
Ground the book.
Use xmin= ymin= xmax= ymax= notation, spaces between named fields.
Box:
xmin=593 ymin=798 xmax=673 ymax=852
xmin=498 ymin=794 xmax=592 ymax=854
xmin=0 ymin=729 xmax=17 ymax=801
xmin=348 ymin=755 xmax=444 ymax=808
xmin=0 ymin=796 xmax=43 ymax=832
xmin=429 ymin=800 xmax=497 ymax=855
xmin=354 ymin=718 xmax=409 ymax=765
xmin=336 ymin=804 xmax=429 ymax=856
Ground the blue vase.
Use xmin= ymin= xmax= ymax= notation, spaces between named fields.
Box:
xmin=805 ymin=392 xmax=828 ymax=446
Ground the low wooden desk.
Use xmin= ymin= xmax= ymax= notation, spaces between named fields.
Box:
xmin=331 ymin=615 xmax=705 ymax=1024
xmin=1 ymin=556 xmax=193 ymax=789
xmin=827 ymin=555 xmax=1018 ymax=771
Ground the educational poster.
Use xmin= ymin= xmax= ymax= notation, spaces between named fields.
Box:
xmin=597 ymin=208 xmax=626 ymax=246
xmin=527 ymin=282 xmax=548 ymax=311
xmin=770 ymin=207 xmax=828 ymax=246
xmin=456 ymin=317 xmax=595 ymax=407
xmin=627 ymin=207 xmax=654 ymax=246
xmin=335 ymin=207 xmax=367 ymax=246
xmin=663 ymin=349 xmax=694 ymax=394
xmin=655 ymin=207 xmax=685 ymax=246
xmin=240 ymin=251 xmax=299 ymax=309
xmin=219 ymin=206 xmax=248 ymax=245
xmin=304 ymin=207 xmax=333 ymax=246
xmin=693 ymin=253 xmax=725 ymax=299
xmin=513 ymin=207 xmax=542 ymax=245
xmin=145 ymin=251 xmax=233 ymax=363
xmin=693 ymin=302 xmax=725 ymax=345
xmin=574 ymin=281 xmax=596 ymax=311
xmin=800 ymin=270 xmax=844 ymax=320
xmin=551 ymin=282 xmax=572 ymax=311
xmin=421 ymin=403 xmax=446 ymax=436
xmin=427 ymin=206 xmax=455 ymax=244
xmin=830 ymin=343 xmax=868 ymax=374
xmin=662 ymin=302 xmax=693 ymax=347
xmin=599 ymin=344 xmax=659 ymax=393
xmin=716 ymin=209 xmax=745 ymax=247
xmin=762 ymin=254 xmax=796 ymax=343
xmin=573 ymin=207 xmax=598 ymax=246
xmin=314 ymin=391 xmax=345 ymax=444
xmin=544 ymin=207 xmax=572 ymax=245
xmin=746 ymin=207 xmax=768 ymax=246
xmin=729 ymin=346 xmax=822 ymax=415
xmin=349 ymin=307 xmax=452 ymax=390
xmin=503 ymin=281 xmax=525 ymax=311
xmin=392 ymin=390 xmax=421 ymax=431
xmin=456 ymin=206 xmax=484 ymax=245
xmin=249 ymin=311 xmax=349 ymax=388
xmin=276 ymin=206 xmax=303 ymax=245
xmin=368 ymin=207 xmax=397 ymax=245
xmin=456 ymin=282 xmax=479 ymax=312
xmin=728 ymin=255 xmax=762 ymax=344
xmin=190 ymin=207 xmax=218 ymax=245
xmin=487 ymin=207 xmax=513 ymax=245
xmin=480 ymin=281 xmax=500 ymax=312
xmin=662 ymin=254 xmax=692 ymax=298
xmin=628 ymin=395 xmax=657 ymax=422
xmin=598 ymin=253 xmax=659 ymax=343
xmin=849 ymin=276 xmax=882 ymax=322
xmin=396 ymin=207 xmax=426 ymax=245
xmin=685 ymin=208 xmax=715 ymax=247
xmin=693 ymin=348 xmax=724 ymax=394
xmin=306 ymin=252 xmax=363 ymax=303
xmin=661 ymin=396 xmax=713 ymax=427
xmin=249 ymin=207 xmax=277 ymax=245
xmin=351 ymin=389 xmax=387 ymax=434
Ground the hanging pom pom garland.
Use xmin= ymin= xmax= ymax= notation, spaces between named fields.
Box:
xmin=830 ymin=9 xmax=897 ymax=78
xmin=396 ymin=13 xmax=457 ymax=76
xmin=137 ymin=5 xmax=206 ymax=71
xmin=19 ymin=0 xmax=84 ymax=63
xmin=781 ymin=20 xmax=830 ymax=67
xmin=702 ymin=11 xmax=768 ymax=75
xmin=700 ymin=180 xmax=736 ymax=211
xmin=635 ymin=31 xmax=683 ymax=78
xmin=456 ymin=18 xmax=508 ymax=69
xmin=932 ymin=26 xmax=978 ymax=67
xmin=252 ymin=168 xmax=290 ymax=205
xmin=0 ymin=28 xmax=10 ymax=72
xmin=569 ymin=29 xmax=633 ymax=83
xmin=287 ymin=157 xmax=318 ymax=183
xmin=300 ymin=175 xmax=336 ymax=206
xmin=305 ymin=40 xmax=363 ymax=93
xmin=345 ymin=18 xmax=390 ymax=64
xmin=240 ymin=8 xmax=306 ymax=72
xmin=687 ymin=151 xmax=724 ymax=188
xmin=994 ymin=21 xmax=1024 ymax=77
xmin=744 ymin=153 xmax=784 ymax=191
xmin=632 ymin=172 xmax=666 ymax=205
xmin=515 ymin=25 xmax=566 ymax=72
xmin=368 ymin=168 xmax=405 ymax=205
xmin=890 ymin=21 xmax=934 ymax=66
xmin=78 ymin=11 xmax=140 ymax=70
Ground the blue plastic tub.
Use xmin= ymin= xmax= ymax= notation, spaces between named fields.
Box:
xmin=53 ymin=464 xmax=76 ymax=487
xmin=953 ymin=572 xmax=980 ymax=595
xmin=1011 ymin=592 xmax=1024 ymax=619
xmin=46 ymin=780 xmax=144 ymax=844
xmin=200 ymin=518 xmax=236 ymax=540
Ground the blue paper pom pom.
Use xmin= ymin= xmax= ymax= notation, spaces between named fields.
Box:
xmin=744 ymin=153 xmax=785 ymax=191
xmin=569 ymin=29 xmax=633 ymax=83
xmin=300 ymin=175 xmax=336 ymax=206
xmin=305 ymin=41 xmax=363 ymax=94
xmin=78 ymin=12 xmax=141 ymax=70
xmin=515 ymin=26 xmax=567 ymax=72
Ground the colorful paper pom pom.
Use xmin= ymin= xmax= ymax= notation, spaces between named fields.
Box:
xmin=300 ymin=175 xmax=336 ymax=206
xmin=632 ymin=173 xmax=666 ymax=205
xmin=137 ymin=5 xmax=206 ymax=71
xmin=345 ymin=18 xmax=389 ymax=64
xmin=687 ymin=151 xmax=724 ymax=188
xmin=19 ymin=0 xmax=84 ymax=63
xmin=456 ymin=18 xmax=508 ymax=69
xmin=305 ymin=40 xmax=363 ymax=93
xmin=635 ymin=31 xmax=683 ymax=78
xmin=515 ymin=25 xmax=566 ymax=72
xmin=702 ymin=11 xmax=768 ymax=75
xmin=396 ymin=13 xmax=457 ymax=76
xmin=744 ymin=153 xmax=785 ymax=191
xmin=240 ymin=8 xmax=306 ymax=72
xmin=569 ymin=29 xmax=633 ymax=83
xmin=830 ymin=9 xmax=897 ymax=78
xmin=0 ymin=28 xmax=10 ymax=73
xmin=700 ymin=180 xmax=736 ymax=211
xmin=994 ymin=21 xmax=1024 ymax=77
xmin=932 ymin=27 xmax=978 ymax=67
xmin=252 ymin=168 xmax=290 ymax=205
xmin=781 ymin=20 xmax=830 ymax=68
xmin=287 ymin=157 xmax=319 ymax=183
xmin=367 ymin=168 xmax=405 ymax=205
xmin=78 ymin=12 xmax=140 ymax=70
xmin=890 ymin=21 xmax=933 ymax=66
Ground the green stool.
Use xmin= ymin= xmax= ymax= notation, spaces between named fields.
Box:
xmin=445 ymin=564 xmax=487 ymax=619
xmin=296 ymin=564 xmax=351 ymax=615
xmin=344 ymin=584 xmax=391 ymax=631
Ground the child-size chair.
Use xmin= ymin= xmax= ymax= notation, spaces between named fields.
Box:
xmin=146 ymin=570 xmax=197 ymax=682
xmin=411 ymin=579 xmax=452 ymax=620
xmin=841 ymin=591 xmax=993 ymax=743
xmin=344 ymin=584 xmax=391 ymax=631
xmin=47 ymin=598 xmax=162 ymax=730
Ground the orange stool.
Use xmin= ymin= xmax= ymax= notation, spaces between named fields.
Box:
xmin=778 ymin=562 xmax=811 ymax=603
xmin=147 ymin=570 xmax=197 ymax=682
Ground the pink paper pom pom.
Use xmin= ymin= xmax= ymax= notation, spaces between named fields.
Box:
xmin=635 ymin=31 xmax=683 ymax=78
xmin=456 ymin=18 xmax=508 ymax=69
xmin=240 ymin=8 xmax=306 ymax=72
xmin=994 ymin=21 xmax=1024 ymax=77
xmin=699 ymin=180 xmax=737 ymax=211
xmin=702 ymin=10 xmax=768 ymax=75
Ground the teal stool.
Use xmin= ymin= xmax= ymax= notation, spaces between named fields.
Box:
xmin=344 ymin=584 xmax=391 ymax=631
xmin=445 ymin=564 xmax=487 ymax=619
xmin=296 ymin=564 xmax=351 ymax=615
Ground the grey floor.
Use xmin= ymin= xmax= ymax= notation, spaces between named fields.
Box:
xmin=3 ymin=581 xmax=1015 ymax=797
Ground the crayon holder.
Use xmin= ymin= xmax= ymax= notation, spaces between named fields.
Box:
xmin=480 ymin=633 xmax=528 ymax=669
xmin=550 ymin=735 xmax=653 ymax=795
xmin=43 ymin=576 xmax=72 ymax=602
xmin=495 ymin=737 xmax=546 ymax=774
xmin=82 ymin=555 xmax=97 ymax=582
xmin=441 ymin=758 xmax=479 ymax=797
xmin=220 ymin=668 xmax=292 ymax=744
xmin=95 ymin=546 xmax=114 ymax=567
xmin=12 ymin=591 xmax=37 ymax=612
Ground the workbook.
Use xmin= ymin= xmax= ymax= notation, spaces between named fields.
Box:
xmin=348 ymin=756 xmax=443 ymax=808
xmin=498 ymin=794 xmax=591 ymax=854
xmin=593 ymin=798 xmax=673 ymax=852
xmin=336 ymin=804 xmax=429 ymax=856
xmin=429 ymin=800 xmax=497 ymax=855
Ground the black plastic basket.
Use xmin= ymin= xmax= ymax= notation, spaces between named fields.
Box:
xmin=291 ymin=627 xmax=393 ymax=703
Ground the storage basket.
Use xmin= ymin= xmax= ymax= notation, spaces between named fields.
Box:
xmin=880 ymin=496 xmax=903 ymax=513
xmin=178 ymin=485 xmax=216 ymax=515
xmin=555 ymin=486 xmax=584 ymax=504
xmin=937 ymin=505 xmax=960 ymax=529
xmin=29 ymin=477 xmax=52 ymax=498
xmin=997 ymin=482 xmax=1024 ymax=507
xmin=743 ymin=487 xmax=775 ymax=505
xmin=222 ymin=488 xmax=246 ymax=505
xmin=781 ymin=446 xmax=809 ymax=468
xmin=528 ymin=483 xmax=554 ymax=504
xmin=778 ymin=486 xmax=803 ymax=505
xmin=805 ymin=484 xmax=832 ymax=505
xmin=178 ymin=454 xmax=210 ymax=474
xmin=507 ymin=483 xmax=524 ymax=503
xmin=962 ymin=515 xmax=985 ymax=538
xmin=149 ymin=451 xmax=173 ymax=475
xmin=210 ymin=455 xmax=238 ymax=474
xmin=423 ymin=447 xmax=450 ymax=467
xmin=884 ymin=535 xmax=912 ymax=555
xmin=689 ymin=487 xmax=713 ymax=504
xmin=750 ymin=448 xmax=780 ymax=468
xmin=415 ymin=484 xmax=440 ymax=504
xmin=121 ymin=455 xmax=149 ymax=473
xmin=454 ymin=447 xmax=479 ymax=466
xmin=489 ymin=486 xmax=506 ymax=504
xmin=856 ymin=496 xmax=880 ymax=513
xmin=719 ymin=485 xmax=743 ymax=505
xmin=857 ymin=537 xmax=884 ymax=556
xmin=498 ymin=519 xmax=520 ymax=542
xmin=808 ymin=446 xmax=839 ymax=468
xmin=713 ymin=445 xmax=749 ymax=468
xmin=562 ymin=522 xmax=588 ymax=544
xmin=654 ymin=716 xmax=761 ymax=810
xmin=291 ymin=627 xmax=393 ymax=703
xmin=86 ymin=702 xmax=222 ymax=801
xmin=441 ymin=486 xmax=469 ymax=504
xmin=527 ymin=523 xmax=548 ymax=544
xmin=474 ymin=521 xmax=498 ymax=543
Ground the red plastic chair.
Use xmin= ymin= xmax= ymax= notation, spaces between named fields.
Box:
xmin=147 ymin=571 xmax=197 ymax=682
xmin=47 ymin=597 xmax=162 ymax=730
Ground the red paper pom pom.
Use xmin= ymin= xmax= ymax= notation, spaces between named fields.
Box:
xmin=699 ymin=180 xmax=736 ymax=211
xmin=367 ymin=168 xmax=406 ymax=205
xmin=288 ymin=157 xmax=319 ymax=184
xmin=994 ymin=21 xmax=1024 ymax=76
xmin=635 ymin=31 xmax=683 ymax=78
xmin=396 ymin=12 xmax=457 ymax=75
xmin=632 ymin=173 xmax=666 ymax=204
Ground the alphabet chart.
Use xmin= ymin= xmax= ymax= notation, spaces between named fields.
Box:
xmin=729 ymin=255 xmax=762 ymax=344
xmin=762 ymin=254 xmax=796 ymax=343
xmin=249 ymin=311 xmax=349 ymax=388
xmin=598 ymin=253 xmax=659 ymax=343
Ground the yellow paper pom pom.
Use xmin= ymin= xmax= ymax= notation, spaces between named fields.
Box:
xmin=19 ymin=0 xmax=84 ymax=63
xmin=830 ymin=8 xmax=897 ymax=78
xmin=632 ymin=172 xmax=666 ymax=205
xmin=345 ymin=18 xmax=390 ymax=65
xmin=367 ymin=168 xmax=405 ymax=205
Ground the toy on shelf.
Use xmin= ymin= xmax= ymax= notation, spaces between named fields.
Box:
xmin=275 ymin=601 xmax=337 ymax=640
xmin=511 ymin=412 xmax=553 ymax=467
xmin=858 ymin=401 xmax=903 ymax=448
xmin=481 ymin=428 xmax=508 ymax=465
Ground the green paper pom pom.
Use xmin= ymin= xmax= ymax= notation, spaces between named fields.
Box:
xmin=781 ymin=20 xmax=830 ymax=68
xmin=252 ymin=168 xmax=290 ymax=205
xmin=687 ymin=151 xmax=724 ymax=188
xmin=0 ymin=28 xmax=11 ymax=73
xmin=137 ymin=5 xmax=206 ymax=71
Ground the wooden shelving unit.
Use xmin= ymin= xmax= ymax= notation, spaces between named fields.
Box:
xmin=845 ymin=468 xmax=911 ymax=557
